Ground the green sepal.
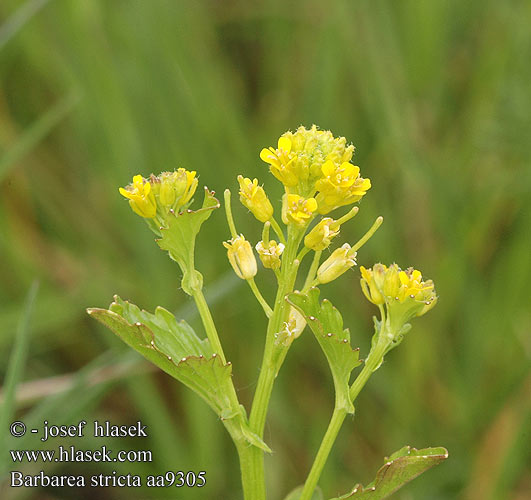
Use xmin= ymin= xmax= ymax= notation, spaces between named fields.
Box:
xmin=284 ymin=485 xmax=323 ymax=500
xmin=157 ymin=187 xmax=220 ymax=295
xmin=329 ymin=446 xmax=448 ymax=499
xmin=287 ymin=288 xmax=362 ymax=413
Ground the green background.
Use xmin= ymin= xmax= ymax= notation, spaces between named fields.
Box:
xmin=1 ymin=0 xmax=530 ymax=499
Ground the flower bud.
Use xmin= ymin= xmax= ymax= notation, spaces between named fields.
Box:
xmin=255 ymin=239 xmax=284 ymax=270
xmin=281 ymin=193 xmax=317 ymax=226
xmin=223 ymin=235 xmax=257 ymax=280
xmin=317 ymin=244 xmax=357 ymax=284
xmin=360 ymin=265 xmax=385 ymax=305
xmin=359 ymin=263 xmax=438 ymax=332
xmin=237 ymin=175 xmax=274 ymax=223
xmin=158 ymin=169 xmax=198 ymax=210
xmin=119 ymin=175 xmax=157 ymax=218
xmin=304 ymin=218 xmax=340 ymax=251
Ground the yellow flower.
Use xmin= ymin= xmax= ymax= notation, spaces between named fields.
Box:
xmin=360 ymin=263 xmax=437 ymax=331
xmin=315 ymin=160 xmax=371 ymax=214
xmin=119 ymin=175 xmax=157 ymax=218
xmin=260 ymin=125 xmax=357 ymax=195
xmin=317 ymin=243 xmax=357 ymax=284
xmin=223 ymin=235 xmax=257 ymax=280
xmin=260 ymin=137 xmax=298 ymax=187
xmin=304 ymin=218 xmax=340 ymax=251
xmin=255 ymin=239 xmax=284 ymax=270
xmin=397 ymin=268 xmax=436 ymax=304
xmin=157 ymin=169 xmax=198 ymax=210
xmin=281 ymin=194 xmax=317 ymax=226
xmin=237 ymin=175 xmax=274 ymax=223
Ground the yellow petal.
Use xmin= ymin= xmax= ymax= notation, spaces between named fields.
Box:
xmin=321 ymin=160 xmax=335 ymax=177
xmin=119 ymin=187 xmax=133 ymax=199
xmin=412 ymin=270 xmax=422 ymax=281
xmin=306 ymin=197 xmax=318 ymax=212
xmin=278 ymin=136 xmax=292 ymax=153
xmin=260 ymin=148 xmax=275 ymax=163
xmin=344 ymin=163 xmax=360 ymax=178
xmin=360 ymin=266 xmax=371 ymax=281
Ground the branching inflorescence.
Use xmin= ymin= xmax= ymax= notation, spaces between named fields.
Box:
xmin=88 ymin=124 xmax=447 ymax=500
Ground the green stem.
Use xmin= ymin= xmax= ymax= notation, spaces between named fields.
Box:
xmin=192 ymin=287 xmax=245 ymax=470
xmin=192 ymin=288 xmax=227 ymax=364
xmin=350 ymin=334 xmax=389 ymax=402
xmin=235 ymin=441 xmax=255 ymax=500
xmin=246 ymin=224 xmax=304 ymax=500
xmin=224 ymin=189 xmax=238 ymax=238
xmin=351 ymin=215 xmax=383 ymax=252
xmin=302 ymin=250 xmax=322 ymax=293
xmin=270 ymin=216 xmax=286 ymax=244
xmin=300 ymin=328 xmax=390 ymax=500
xmin=299 ymin=406 xmax=347 ymax=500
xmin=247 ymin=278 xmax=273 ymax=318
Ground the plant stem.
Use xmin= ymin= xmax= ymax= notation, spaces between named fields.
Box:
xmin=192 ymin=288 xmax=227 ymax=364
xmin=224 ymin=189 xmax=238 ymax=238
xmin=350 ymin=335 xmax=388 ymax=402
xmin=351 ymin=215 xmax=383 ymax=252
xmin=235 ymin=441 xmax=255 ymax=500
xmin=300 ymin=331 xmax=390 ymax=500
xmin=299 ymin=406 xmax=347 ymax=500
xmin=270 ymin=217 xmax=286 ymax=244
xmin=302 ymin=250 xmax=322 ymax=292
xmin=247 ymin=225 xmax=304 ymax=500
xmin=247 ymin=278 xmax=273 ymax=318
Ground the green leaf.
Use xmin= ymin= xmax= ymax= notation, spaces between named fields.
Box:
xmin=284 ymin=485 xmax=323 ymax=500
xmin=330 ymin=446 xmax=449 ymax=499
xmin=88 ymin=296 xmax=271 ymax=452
xmin=156 ymin=187 xmax=220 ymax=294
xmin=87 ymin=296 xmax=235 ymax=417
xmin=287 ymin=288 xmax=361 ymax=413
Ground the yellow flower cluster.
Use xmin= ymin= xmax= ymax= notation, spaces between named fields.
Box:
xmin=360 ymin=264 xmax=437 ymax=327
xmin=260 ymin=125 xmax=371 ymax=215
xmin=119 ymin=169 xmax=198 ymax=219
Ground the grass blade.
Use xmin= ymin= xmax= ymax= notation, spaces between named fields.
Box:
xmin=0 ymin=280 xmax=39 ymax=470
xmin=0 ymin=92 xmax=79 ymax=182
xmin=0 ymin=0 xmax=50 ymax=50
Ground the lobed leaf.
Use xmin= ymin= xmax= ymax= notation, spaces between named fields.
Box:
xmin=87 ymin=296 xmax=233 ymax=417
xmin=330 ymin=446 xmax=449 ymax=500
xmin=88 ymin=296 xmax=272 ymax=453
xmin=287 ymin=288 xmax=361 ymax=413
xmin=156 ymin=187 xmax=220 ymax=294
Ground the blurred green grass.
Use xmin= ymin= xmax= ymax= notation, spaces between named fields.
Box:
xmin=1 ymin=0 xmax=530 ymax=499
